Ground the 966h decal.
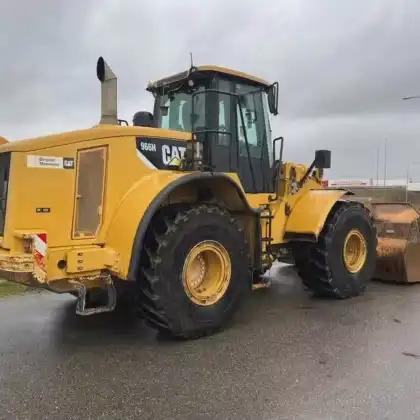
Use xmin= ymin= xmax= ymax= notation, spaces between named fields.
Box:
xmin=136 ymin=137 xmax=186 ymax=169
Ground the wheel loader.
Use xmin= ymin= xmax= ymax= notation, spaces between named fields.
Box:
xmin=0 ymin=56 xmax=402 ymax=338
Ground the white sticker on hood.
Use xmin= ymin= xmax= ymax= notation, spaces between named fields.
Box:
xmin=27 ymin=155 xmax=64 ymax=169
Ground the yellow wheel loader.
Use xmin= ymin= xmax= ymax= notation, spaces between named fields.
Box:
xmin=0 ymin=57 xmax=380 ymax=337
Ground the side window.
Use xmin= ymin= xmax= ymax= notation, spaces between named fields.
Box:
xmin=191 ymin=87 xmax=206 ymax=131
xmin=219 ymin=100 xmax=226 ymax=129
xmin=203 ymin=78 xmax=232 ymax=147
xmin=159 ymin=87 xmax=206 ymax=133
xmin=236 ymin=84 xmax=264 ymax=158
xmin=217 ymin=93 xmax=231 ymax=146
xmin=160 ymin=93 xmax=192 ymax=132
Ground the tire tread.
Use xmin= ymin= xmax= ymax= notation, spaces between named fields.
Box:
xmin=294 ymin=201 xmax=377 ymax=298
xmin=137 ymin=204 xmax=247 ymax=338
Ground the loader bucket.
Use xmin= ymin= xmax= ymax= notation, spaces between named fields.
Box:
xmin=371 ymin=203 xmax=420 ymax=283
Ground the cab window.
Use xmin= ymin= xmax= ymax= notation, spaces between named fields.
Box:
xmin=235 ymin=83 xmax=265 ymax=159
xmin=157 ymin=87 xmax=205 ymax=132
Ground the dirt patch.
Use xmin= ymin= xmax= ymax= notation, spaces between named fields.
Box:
xmin=0 ymin=279 xmax=28 ymax=298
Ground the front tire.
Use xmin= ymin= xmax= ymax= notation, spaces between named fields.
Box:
xmin=294 ymin=202 xmax=377 ymax=298
xmin=137 ymin=205 xmax=250 ymax=338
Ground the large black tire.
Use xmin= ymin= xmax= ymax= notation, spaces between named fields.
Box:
xmin=293 ymin=202 xmax=377 ymax=298
xmin=137 ymin=205 xmax=250 ymax=338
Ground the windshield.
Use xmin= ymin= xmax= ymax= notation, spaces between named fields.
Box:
xmin=155 ymin=87 xmax=205 ymax=132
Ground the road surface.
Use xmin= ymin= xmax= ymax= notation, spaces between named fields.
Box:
xmin=1 ymin=264 xmax=420 ymax=419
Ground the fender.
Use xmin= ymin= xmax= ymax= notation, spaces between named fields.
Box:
xmin=105 ymin=171 xmax=256 ymax=280
xmin=284 ymin=189 xmax=348 ymax=240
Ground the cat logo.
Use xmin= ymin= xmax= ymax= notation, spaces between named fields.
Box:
xmin=63 ymin=158 xmax=75 ymax=169
xmin=162 ymin=144 xmax=186 ymax=165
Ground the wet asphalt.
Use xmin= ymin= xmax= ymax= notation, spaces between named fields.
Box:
xmin=1 ymin=264 xmax=420 ymax=419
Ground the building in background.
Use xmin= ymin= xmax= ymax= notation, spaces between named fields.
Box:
xmin=326 ymin=178 xmax=420 ymax=191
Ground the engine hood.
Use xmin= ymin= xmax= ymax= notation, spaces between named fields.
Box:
xmin=0 ymin=125 xmax=190 ymax=153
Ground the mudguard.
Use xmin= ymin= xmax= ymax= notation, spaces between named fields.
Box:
xmin=285 ymin=189 xmax=347 ymax=239
xmin=105 ymin=171 xmax=253 ymax=280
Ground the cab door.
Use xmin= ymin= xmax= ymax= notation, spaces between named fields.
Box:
xmin=234 ymin=83 xmax=273 ymax=193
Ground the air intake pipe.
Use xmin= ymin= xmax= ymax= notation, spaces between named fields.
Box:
xmin=96 ymin=57 xmax=118 ymax=125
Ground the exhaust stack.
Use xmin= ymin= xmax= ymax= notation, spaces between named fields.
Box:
xmin=96 ymin=57 xmax=118 ymax=125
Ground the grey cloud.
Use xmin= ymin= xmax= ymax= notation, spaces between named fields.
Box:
xmin=1 ymin=0 xmax=420 ymax=180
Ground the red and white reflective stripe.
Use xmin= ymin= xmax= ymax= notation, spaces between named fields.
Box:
xmin=32 ymin=233 xmax=47 ymax=274
xmin=33 ymin=233 xmax=47 ymax=257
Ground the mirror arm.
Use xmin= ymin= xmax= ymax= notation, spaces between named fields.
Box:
xmin=299 ymin=161 xmax=316 ymax=188
xmin=272 ymin=136 xmax=284 ymax=162
xmin=299 ymin=150 xmax=331 ymax=187
xmin=269 ymin=136 xmax=285 ymax=202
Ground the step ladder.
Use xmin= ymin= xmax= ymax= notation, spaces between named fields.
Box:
xmin=70 ymin=274 xmax=117 ymax=316
xmin=252 ymin=205 xmax=275 ymax=290
xmin=260 ymin=204 xmax=274 ymax=256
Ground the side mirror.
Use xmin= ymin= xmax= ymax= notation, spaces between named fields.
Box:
xmin=314 ymin=150 xmax=331 ymax=169
xmin=267 ymin=82 xmax=279 ymax=115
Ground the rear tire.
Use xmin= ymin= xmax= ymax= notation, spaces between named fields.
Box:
xmin=137 ymin=205 xmax=250 ymax=338
xmin=293 ymin=202 xmax=377 ymax=298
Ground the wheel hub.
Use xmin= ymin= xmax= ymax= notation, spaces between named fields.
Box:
xmin=343 ymin=229 xmax=367 ymax=273
xmin=182 ymin=240 xmax=231 ymax=306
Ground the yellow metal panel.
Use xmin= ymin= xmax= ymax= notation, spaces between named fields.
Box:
xmin=3 ymin=132 xmax=175 ymax=250
xmin=5 ymin=150 xmax=77 ymax=249
xmin=0 ymin=126 xmax=190 ymax=153
xmin=66 ymin=247 xmax=118 ymax=273
xmin=0 ymin=122 xmax=270 ymax=283
xmin=104 ymin=171 xmax=193 ymax=278
xmin=196 ymin=65 xmax=270 ymax=86
xmin=46 ymin=247 xmax=69 ymax=281
xmin=245 ymin=193 xmax=271 ymax=209
xmin=149 ymin=65 xmax=270 ymax=89
xmin=285 ymin=190 xmax=347 ymax=236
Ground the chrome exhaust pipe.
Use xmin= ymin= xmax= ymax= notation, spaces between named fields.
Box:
xmin=96 ymin=57 xmax=118 ymax=125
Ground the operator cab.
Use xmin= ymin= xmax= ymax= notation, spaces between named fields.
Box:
xmin=146 ymin=66 xmax=279 ymax=193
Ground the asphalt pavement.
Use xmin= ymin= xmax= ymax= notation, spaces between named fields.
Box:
xmin=1 ymin=264 xmax=420 ymax=419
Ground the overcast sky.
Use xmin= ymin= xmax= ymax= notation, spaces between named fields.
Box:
xmin=1 ymin=0 xmax=420 ymax=179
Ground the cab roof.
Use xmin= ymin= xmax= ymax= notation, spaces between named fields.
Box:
xmin=147 ymin=65 xmax=271 ymax=91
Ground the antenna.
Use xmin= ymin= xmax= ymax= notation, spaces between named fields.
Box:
xmin=188 ymin=52 xmax=197 ymax=75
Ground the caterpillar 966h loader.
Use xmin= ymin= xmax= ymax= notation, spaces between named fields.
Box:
xmin=0 ymin=57 xmax=379 ymax=337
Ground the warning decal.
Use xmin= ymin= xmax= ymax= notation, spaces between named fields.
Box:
xmin=32 ymin=232 xmax=47 ymax=282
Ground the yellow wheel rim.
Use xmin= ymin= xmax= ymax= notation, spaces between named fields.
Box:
xmin=182 ymin=240 xmax=231 ymax=306
xmin=343 ymin=229 xmax=367 ymax=273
